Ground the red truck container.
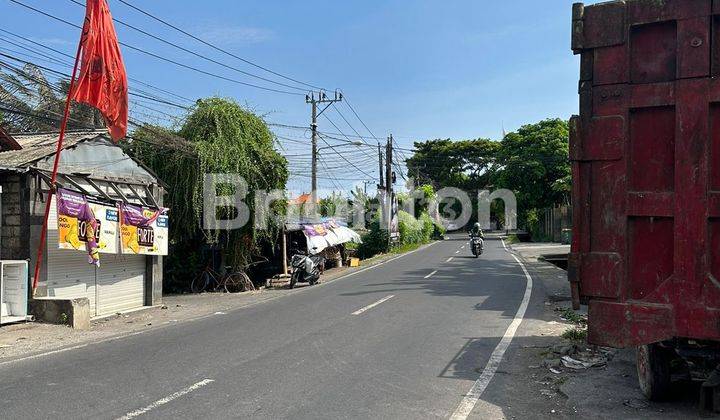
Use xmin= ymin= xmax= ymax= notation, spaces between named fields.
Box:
xmin=570 ymin=0 xmax=720 ymax=405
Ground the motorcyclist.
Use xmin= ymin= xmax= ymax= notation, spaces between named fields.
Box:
xmin=469 ymin=222 xmax=484 ymax=239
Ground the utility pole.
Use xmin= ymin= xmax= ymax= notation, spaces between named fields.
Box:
xmin=385 ymin=134 xmax=394 ymax=240
xmin=378 ymin=143 xmax=384 ymax=190
xmin=306 ymin=90 xmax=342 ymax=207
xmin=362 ymin=180 xmax=372 ymax=195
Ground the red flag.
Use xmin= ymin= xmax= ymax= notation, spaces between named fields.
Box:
xmin=72 ymin=0 xmax=128 ymax=141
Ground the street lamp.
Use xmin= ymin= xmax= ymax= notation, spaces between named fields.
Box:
xmin=316 ymin=141 xmax=364 ymax=153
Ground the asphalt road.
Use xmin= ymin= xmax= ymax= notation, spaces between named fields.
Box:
xmin=0 ymin=235 xmax=532 ymax=419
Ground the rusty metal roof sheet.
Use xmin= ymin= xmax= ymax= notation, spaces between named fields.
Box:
xmin=0 ymin=130 xmax=106 ymax=167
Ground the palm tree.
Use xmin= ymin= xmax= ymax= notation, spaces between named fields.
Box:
xmin=0 ymin=62 xmax=104 ymax=132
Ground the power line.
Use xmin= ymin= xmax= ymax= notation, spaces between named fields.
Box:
xmin=115 ymin=0 xmax=324 ymax=91
xmin=331 ymin=104 xmax=373 ymax=145
xmin=66 ymin=0 xmax=309 ymax=93
xmin=0 ymin=28 xmax=195 ymax=108
xmin=7 ymin=0 xmax=305 ymax=96
xmin=289 ymin=173 xmax=371 ymax=182
xmin=0 ymin=60 xmax=194 ymax=150
xmin=340 ymin=94 xmax=380 ymax=141
xmin=319 ymin=160 xmax=345 ymax=191
xmin=317 ymin=132 xmax=375 ymax=180
xmin=0 ymin=53 xmax=189 ymax=123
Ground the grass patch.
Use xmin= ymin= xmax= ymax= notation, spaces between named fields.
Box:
xmin=557 ymin=307 xmax=587 ymax=325
xmin=390 ymin=241 xmax=428 ymax=255
xmin=554 ymin=376 xmax=569 ymax=386
xmin=561 ymin=327 xmax=588 ymax=341
xmin=504 ymin=234 xmax=520 ymax=244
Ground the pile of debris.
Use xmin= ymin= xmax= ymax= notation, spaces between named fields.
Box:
xmin=542 ymin=342 xmax=617 ymax=374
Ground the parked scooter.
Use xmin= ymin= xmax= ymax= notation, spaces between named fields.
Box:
xmin=470 ymin=235 xmax=484 ymax=258
xmin=289 ymin=248 xmax=325 ymax=289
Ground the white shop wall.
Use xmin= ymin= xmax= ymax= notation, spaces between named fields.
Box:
xmin=46 ymin=196 xmax=146 ymax=317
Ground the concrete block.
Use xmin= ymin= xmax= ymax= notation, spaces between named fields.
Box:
xmin=2 ymin=203 xmax=20 ymax=215
xmin=4 ymin=215 xmax=20 ymax=226
xmin=29 ymin=297 xmax=91 ymax=330
xmin=2 ymin=237 xmax=21 ymax=251
xmin=2 ymin=192 xmax=20 ymax=205
xmin=1 ymin=226 xmax=21 ymax=238
xmin=1 ymin=181 xmax=19 ymax=193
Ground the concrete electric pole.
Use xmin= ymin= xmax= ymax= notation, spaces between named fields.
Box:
xmin=378 ymin=143 xmax=384 ymax=190
xmin=306 ymin=90 xmax=342 ymax=206
xmin=385 ymin=134 xmax=395 ymax=240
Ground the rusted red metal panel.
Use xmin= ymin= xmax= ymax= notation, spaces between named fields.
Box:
xmin=627 ymin=0 xmax=710 ymax=25
xmin=582 ymin=2 xmax=626 ymax=49
xmin=571 ymin=0 xmax=720 ymax=348
xmin=593 ymin=45 xmax=628 ymax=85
xmin=588 ymin=301 xmax=675 ymax=347
xmin=678 ymin=17 xmax=710 ymax=78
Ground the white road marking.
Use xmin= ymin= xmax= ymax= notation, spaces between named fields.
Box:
xmin=446 ymin=257 xmax=454 ymax=263
xmin=334 ymin=241 xmax=440 ymax=282
xmin=501 ymin=238 xmax=508 ymax=251
xmin=352 ymin=295 xmax=395 ymax=315
xmin=424 ymin=270 xmax=438 ymax=279
xmin=0 ymin=344 xmax=89 ymax=365
xmin=460 ymin=245 xmax=465 ymax=249
xmin=0 ymin=241 xmax=442 ymax=368
xmin=450 ymin=253 xmax=533 ymax=420
xmin=116 ymin=379 xmax=214 ymax=420
xmin=455 ymin=250 xmax=460 ymax=254
xmin=0 ymin=330 xmax=150 ymax=367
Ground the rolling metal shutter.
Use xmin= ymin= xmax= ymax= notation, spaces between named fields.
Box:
xmin=95 ymin=253 xmax=145 ymax=316
xmin=46 ymin=196 xmax=146 ymax=317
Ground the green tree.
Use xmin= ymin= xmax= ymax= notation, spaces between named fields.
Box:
xmin=319 ymin=193 xmax=349 ymax=218
xmin=130 ymin=98 xmax=288 ymax=290
xmin=494 ymin=118 xmax=570 ymax=223
xmin=0 ymin=63 xmax=103 ymax=132
xmin=406 ymin=138 xmax=500 ymax=190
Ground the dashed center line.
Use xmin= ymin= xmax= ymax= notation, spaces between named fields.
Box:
xmin=455 ymin=250 xmax=460 ymax=254
xmin=424 ymin=270 xmax=438 ymax=279
xmin=116 ymin=379 xmax=215 ymax=420
xmin=352 ymin=295 xmax=395 ymax=315
xmin=446 ymin=257 xmax=454 ymax=263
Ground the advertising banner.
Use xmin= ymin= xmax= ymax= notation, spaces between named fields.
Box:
xmin=88 ymin=200 xmax=119 ymax=254
xmin=120 ymin=203 xmax=169 ymax=256
xmin=56 ymin=188 xmax=117 ymax=266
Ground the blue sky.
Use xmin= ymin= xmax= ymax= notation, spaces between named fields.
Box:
xmin=0 ymin=0 xmax=580 ymax=192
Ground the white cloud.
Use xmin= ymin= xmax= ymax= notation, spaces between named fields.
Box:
xmin=33 ymin=37 xmax=73 ymax=47
xmin=198 ymin=25 xmax=275 ymax=45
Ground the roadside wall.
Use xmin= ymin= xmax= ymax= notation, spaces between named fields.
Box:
xmin=1 ymin=172 xmax=30 ymax=261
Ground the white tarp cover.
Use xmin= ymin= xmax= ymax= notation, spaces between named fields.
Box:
xmin=303 ymin=224 xmax=362 ymax=254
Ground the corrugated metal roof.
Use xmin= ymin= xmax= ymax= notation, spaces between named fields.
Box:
xmin=0 ymin=130 xmax=107 ymax=167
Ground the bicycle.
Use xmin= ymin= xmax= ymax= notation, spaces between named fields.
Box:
xmin=190 ymin=258 xmax=267 ymax=294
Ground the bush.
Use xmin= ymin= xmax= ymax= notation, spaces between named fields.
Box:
xmin=398 ymin=210 xmax=423 ymax=245
xmin=399 ymin=211 xmax=438 ymax=245
xmin=432 ymin=224 xmax=445 ymax=239
xmin=357 ymin=218 xmax=389 ymax=259
xmin=357 ymin=211 xmax=442 ymax=260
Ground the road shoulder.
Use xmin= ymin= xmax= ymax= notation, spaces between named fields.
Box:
xmin=476 ymin=240 xmax=700 ymax=419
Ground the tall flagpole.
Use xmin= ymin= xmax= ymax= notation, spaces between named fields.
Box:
xmin=31 ymin=38 xmax=85 ymax=294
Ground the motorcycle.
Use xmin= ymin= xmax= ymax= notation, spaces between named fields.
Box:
xmin=289 ymin=249 xmax=325 ymax=289
xmin=470 ymin=235 xmax=484 ymax=258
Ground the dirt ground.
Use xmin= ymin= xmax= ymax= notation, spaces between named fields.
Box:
xmin=488 ymin=242 xmax=707 ymax=419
